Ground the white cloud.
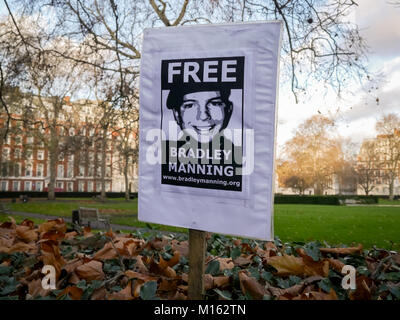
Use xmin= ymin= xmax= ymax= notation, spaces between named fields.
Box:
xmin=356 ymin=0 xmax=400 ymax=59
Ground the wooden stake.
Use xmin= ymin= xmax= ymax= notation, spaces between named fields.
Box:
xmin=188 ymin=229 xmax=206 ymax=300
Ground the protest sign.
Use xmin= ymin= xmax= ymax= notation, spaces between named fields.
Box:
xmin=139 ymin=21 xmax=282 ymax=240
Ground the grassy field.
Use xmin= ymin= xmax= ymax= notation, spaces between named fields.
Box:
xmin=2 ymin=198 xmax=400 ymax=250
xmin=8 ymin=198 xmax=137 ymax=217
xmin=274 ymin=204 xmax=400 ymax=251
xmin=378 ymin=198 xmax=400 ymax=205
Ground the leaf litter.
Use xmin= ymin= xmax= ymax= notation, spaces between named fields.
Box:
xmin=0 ymin=217 xmax=399 ymax=300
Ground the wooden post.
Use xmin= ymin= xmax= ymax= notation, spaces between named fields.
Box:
xmin=188 ymin=229 xmax=206 ymax=300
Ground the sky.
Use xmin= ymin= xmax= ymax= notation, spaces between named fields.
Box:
xmin=1 ymin=1 xmax=399 ymax=154
xmin=277 ymin=0 xmax=400 ymax=154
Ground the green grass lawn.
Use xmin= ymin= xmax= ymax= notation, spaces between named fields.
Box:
xmin=378 ymin=198 xmax=400 ymax=205
xmin=3 ymin=198 xmax=400 ymax=250
xmin=9 ymin=198 xmax=137 ymax=217
xmin=274 ymin=204 xmax=400 ymax=251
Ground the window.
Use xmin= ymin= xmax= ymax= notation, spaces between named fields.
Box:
xmin=37 ymin=164 xmax=44 ymax=177
xmin=106 ymin=154 xmax=111 ymax=165
xmin=69 ymin=128 xmax=75 ymax=136
xmin=105 ymin=182 xmax=111 ymax=192
xmin=14 ymin=163 xmax=21 ymax=177
xmin=27 ymin=149 xmax=33 ymax=160
xmin=96 ymin=182 xmax=101 ymax=191
xmin=25 ymin=163 xmax=32 ymax=177
xmin=14 ymin=135 xmax=22 ymax=145
xmin=88 ymin=165 xmax=94 ymax=177
xmin=88 ymin=181 xmax=93 ymax=192
xmin=106 ymin=166 xmax=111 ymax=178
xmin=14 ymin=149 xmax=21 ymax=159
xmin=37 ymin=150 xmax=44 ymax=160
xmin=67 ymin=182 xmax=73 ymax=192
xmin=36 ymin=181 xmax=43 ymax=191
xmin=24 ymin=181 xmax=32 ymax=191
xmin=78 ymin=181 xmax=85 ymax=192
xmin=2 ymin=147 xmax=10 ymax=160
xmin=57 ymin=165 xmax=64 ymax=178
xmin=56 ymin=181 xmax=64 ymax=189
xmin=27 ymin=136 xmax=34 ymax=145
xmin=78 ymin=165 xmax=85 ymax=177
xmin=67 ymin=163 xmax=73 ymax=178
xmin=96 ymin=167 xmax=101 ymax=178
xmin=0 ymin=181 xmax=7 ymax=191
xmin=58 ymin=152 xmax=64 ymax=161
xmin=12 ymin=181 xmax=19 ymax=191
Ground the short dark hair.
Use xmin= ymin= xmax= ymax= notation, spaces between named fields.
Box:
xmin=166 ymin=85 xmax=232 ymax=110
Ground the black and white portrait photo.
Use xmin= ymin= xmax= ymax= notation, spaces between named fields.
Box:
xmin=161 ymin=57 xmax=244 ymax=191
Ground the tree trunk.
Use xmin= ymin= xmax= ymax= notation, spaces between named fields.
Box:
xmin=100 ymin=128 xmax=107 ymax=202
xmin=124 ymin=155 xmax=130 ymax=201
xmin=48 ymin=131 xmax=58 ymax=200
xmin=389 ymin=178 xmax=394 ymax=201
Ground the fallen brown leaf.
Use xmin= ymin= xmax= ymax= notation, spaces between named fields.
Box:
xmin=75 ymin=260 xmax=105 ymax=281
xmin=320 ymin=244 xmax=363 ymax=256
xmin=16 ymin=225 xmax=38 ymax=243
xmin=213 ymin=276 xmax=230 ymax=288
xmin=28 ymin=278 xmax=51 ymax=298
xmin=217 ymin=257 xmax=234 ymax=271
xmin=238 ymin=271 xmax=265 ymax=299
xmin=171 ymin=240 xmax=189 ymax=257
xmin=40 ymin=240 xmax=66 ymax=279
xmin=267 ymin=254 xmax=305 ymax=276
xmin=38 ymin=219 xmax=67 ymax=234
xmin=349 ymin=276 xmax=373 ymax=300
xmin=57 ymin=286 xmax=83 ymax=300
xmin=108 ymin=281 xmax=135 ymax=300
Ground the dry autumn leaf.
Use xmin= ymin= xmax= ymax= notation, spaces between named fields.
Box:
xmin=28 ymin=278 xmax=51 ymax=298
xmin=267 ymin=254 xmax=305 ymax=276
xmin=238 ymin=271 xmax=265 ymax=300
xmin=213 ymin=276 xmax=230 ymax=288
xmin=16 ymin=225 xmax=38 ymax=243
xmin=38 ymin=219 xmax=67 ymax=234
xmin=40 ymin=240 xmax=66 ymax=279
xmin=57 ymin=286 xmax=83 ymax=300
xmin=75 ymin=260 xmax=105 ymax=281
xmin=2 ymin=242 xmax=37 ymax=254
xmin=319 ymin=244 xmax=363 ymax=255
xmin=108 ymin=281 xmax=135 ymax=300
xmin=217 ymin=257 xmax=234 ymax=271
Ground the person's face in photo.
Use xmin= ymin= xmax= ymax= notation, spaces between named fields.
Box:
xmin=173 ymin=91 xmax=229 ymax=142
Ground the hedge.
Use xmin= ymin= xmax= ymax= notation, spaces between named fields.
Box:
xmin=0 ymin=191 xmax=384 ymax=205
xmin=274 ymin=195 xmax=341 ymax=205
xmin=0 ymin=191 xmax=138 ymax=199
xmin=274 ymin=195 xmax=380 ymax=205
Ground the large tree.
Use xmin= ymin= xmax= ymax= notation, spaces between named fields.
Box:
xmin=5 ymin=0 xmax=370 ymax=102
xmin=356 ymin=140 xmax=379 ymax=196
xmin=280 ymin=115 xmax=343 ymax=195
xmin=375 ymin=113 xmax=400 ymax=200
xmin=0 ymin=16 xmax=86 ymax=199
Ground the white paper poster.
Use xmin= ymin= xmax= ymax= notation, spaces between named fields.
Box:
xmin=139 ymin=21 xmax=282 ymax=240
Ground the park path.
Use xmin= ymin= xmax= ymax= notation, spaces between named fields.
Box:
xmin=3 ymin=210 xmax=183 ymax=236
xmin=346 ymin=204 xmax=400 ymax=207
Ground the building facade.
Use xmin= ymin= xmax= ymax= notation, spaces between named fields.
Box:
xmin=356 ymin=131 xmax=400 ymax=196
xmin=0 ymin=96 xmax=138 ymax=193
